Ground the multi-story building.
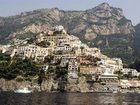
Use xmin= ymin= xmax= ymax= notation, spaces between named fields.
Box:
xmin=122 ymin=68 xmax=140 ymax=77
xmin=17 ymin=44 xmax=53 ymax=62
xmin=80 ymin=66 xmax=101 ymax=74
xmin=60 ymin=56 xmax=76 ymax=67
xmin=82 ymin=47 xmax=101 ymax=57
xmin=97 ymin=58 xmax=123 ymax=73
xmin=54 ymin=44 xmax=72 ymax=54
xmin=68 ymin=59 xmax=79 ymax=83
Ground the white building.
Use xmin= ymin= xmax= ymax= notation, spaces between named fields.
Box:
xmin=40 ymin=65 xmax=49 ymax=72
xmin=68 ymin=59 xmax=79 ymax=79
xmin=54 ymin=25 xmax=67 ymax=34
xmin=54 ymin=44 xmax=72 ymax=54
xmin=122 ymin=68 xmax=140 ymax=77
xmin=98 ymin=58 xmax=123 ymax=73
xmin=82 ymin=47 xmax=101 ymax=57
xmin=17 ymin=44 xmax=51 ymax=62
xmin=54 ymin=25 xmax=64 ymax=32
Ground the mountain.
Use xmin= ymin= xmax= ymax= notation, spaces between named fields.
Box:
xmin=129 ymin=23 xmax=140 ymax=71
xmin=0 ymin=2 xmax=136 ymax=66
xmin=134 ymin=23 xmax=140 ymax=58
xmin=135 ymin=23 xmax=140 ymax=31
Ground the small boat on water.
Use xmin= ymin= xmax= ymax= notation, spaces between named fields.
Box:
xmin=112 ymin=91 xmax=118 ymax=93
xmin=14 ymin=87 xmax=32 ymax=93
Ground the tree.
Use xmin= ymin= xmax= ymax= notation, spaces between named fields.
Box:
xmin=80 ymin=46 xmax=84 ymax=55
xmin=114 ymin=70 xmax=123 ymax=80
xmin=123 ymin=72 xmax=132 ymax=80
xmin=0 ymin=52 xmax=11 ymax=61
xmin=55 ymin=67 xmax=68 ymax=79
xmin=44 ymin=55 xmax=54 ymax=63
xmin=138 ymin=75 xmax=140 ymax=80
xmin=27 ymin=37 xmax=35 ymax=44
xmin=38 ymin=69 xmax=45 ymax=91
xmin=129 ymin=60 xmax=140 ymax=72
xmin=0 ymin=57 xmax=39 ymax=80
xmin=36 ymin=41 xmax=50 ymax=47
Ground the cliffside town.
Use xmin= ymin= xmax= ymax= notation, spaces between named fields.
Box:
xmin=0 ymin=25 xmax=140 ymax=92
xmin=0 ymin=2 xmax=137 ymax=66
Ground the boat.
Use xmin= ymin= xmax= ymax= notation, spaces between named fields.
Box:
xmin=14 ymin=87 xmax=32 ymax=93
xmin=112 ymin=91 xmax=118 ymax=93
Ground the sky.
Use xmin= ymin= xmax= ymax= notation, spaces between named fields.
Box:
xmin=0 ymin=0 xmax=139 ymax=25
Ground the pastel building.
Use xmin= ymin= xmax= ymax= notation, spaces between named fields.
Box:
xmin=17 ymin=44 xmax=53 ymax=62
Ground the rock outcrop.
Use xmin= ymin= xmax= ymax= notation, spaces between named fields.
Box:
xmin=0 ymin=3 xmax=134 ymax=40
xmin=0 ymin=77 xmax=106 ymax=92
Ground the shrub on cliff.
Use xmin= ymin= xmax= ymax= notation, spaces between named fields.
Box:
xmin=0 ymin=55 xmax=39 ymax=80
xmin=55 ymin=67 xmax=68 ymax=78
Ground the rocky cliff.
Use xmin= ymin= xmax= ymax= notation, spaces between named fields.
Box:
xmin=133 ymin=23 xmax=140 ymax=59
xmin=129 ymin=23 xmax=140 ymax=71
xmin=0 ymin=77 xmax=107 ymax=92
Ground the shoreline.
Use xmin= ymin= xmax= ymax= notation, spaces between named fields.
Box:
xmin=1 ymin=91 xmax=140 ymax=94
xmin=0 ymin=78 xmax=140 ymax=94
xmin=1 ymin=89 xmax=140 ymax=94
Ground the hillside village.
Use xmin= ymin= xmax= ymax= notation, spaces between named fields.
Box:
xmin=0 ymin=25 xmax=140 ymax=92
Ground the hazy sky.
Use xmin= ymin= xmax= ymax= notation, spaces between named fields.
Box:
xmin=0 ymin=0 xmax=139 ymax=25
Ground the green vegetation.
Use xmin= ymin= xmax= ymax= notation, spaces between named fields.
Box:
xmin=27 ymin=37 xmax=36 ymax=44
xmin=0 ymin=52 xmax=39 ymax=80
xmin=130 ymin=60 xmax=140 ymax=72
xmin=36 ymin=41 xmax=50 ymax=47
xmin=139 ymin=75 xmax=140 ymax=80
xmin=114 ymin=70 xmax=138 ymax=80
xmin=44 ymin=55 xmax=54 ymax=64
xmin=117 ymin=17 xmax=131 ymax=26
xmin=114 ymin=70 xmax=123 ymax=80
xmin=15 ymin=75 xmax=24 ymax=82
xmin=91 ymin=57 xmax=101 ymax=64
xmin=38 ymin=69 xmax=46 ymax=90
xmin=91 ymin=34 xmax=134 ymax=66
xmin=17 ymin=32 xmax=39 ymax=40
xmin=84 ymin=74 xmax=92 ymax=81
xmin=123 ymin=74 xmax=132 ymax=80
xmin=0 ymin=52 xmax=11 ymax=61
xmin=55 ymin=66 xmax=68 ymax=78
